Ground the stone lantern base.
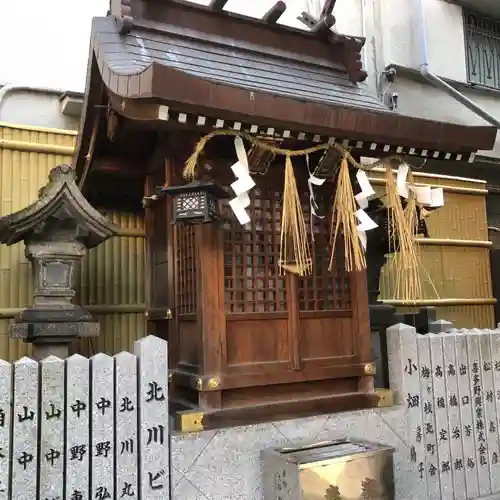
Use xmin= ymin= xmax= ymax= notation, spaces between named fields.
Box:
xmin=11 ymin=307 xmax=100 ymax=360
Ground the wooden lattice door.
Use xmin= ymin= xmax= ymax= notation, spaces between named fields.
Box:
xmin=166 ymin=176 xmax=372 ymax=417
xmin=221 ymin=187 xmax=370 ymax=395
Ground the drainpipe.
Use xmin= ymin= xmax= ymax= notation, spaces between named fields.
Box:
xmin=415 ymin=0 xmax=500 ymax=129
xmin=360 ymin=0 xmax=369 ymax=70
xmin=0 ymin=84 xmax=66 ymax=121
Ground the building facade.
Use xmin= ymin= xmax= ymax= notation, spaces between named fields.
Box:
xmin=0 ymin=0 xmax=108 ymax=129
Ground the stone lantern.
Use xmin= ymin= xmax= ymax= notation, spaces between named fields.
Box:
xmin=0 ymin=165 xmax=118 ymax=359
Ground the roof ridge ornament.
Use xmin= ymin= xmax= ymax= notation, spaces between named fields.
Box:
xmin=109 ymin=0 xmax=134 ymax=34
xmin=296 ymin=3 xmax=367 ymax=82
xmin=262 ymin=1 xmax=287 ymax=25
xmin=208 ymin=0 xmax=228 ymax=12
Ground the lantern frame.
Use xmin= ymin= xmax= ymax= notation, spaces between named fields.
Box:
xmin=161 ymin=181 xmax=229 ymax=224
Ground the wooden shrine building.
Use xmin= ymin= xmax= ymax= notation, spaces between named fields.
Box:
xmin=74 ymin=0 xmax=497 ymax=430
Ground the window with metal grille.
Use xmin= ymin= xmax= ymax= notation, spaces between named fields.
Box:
xmin=464 ymin=9 xmax=500 ymax=89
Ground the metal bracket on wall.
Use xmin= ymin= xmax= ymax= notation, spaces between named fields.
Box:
xmin=177 ymin=410 xmax=204 ymax=433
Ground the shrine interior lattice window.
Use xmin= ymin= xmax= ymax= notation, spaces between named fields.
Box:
xmin=299 ymin=199 xmax=351 ymax=311
xmin=222 ymin=188 xmax=351 ymax=313
xmin=176 ymin=225 xmax=197 ymax=315
xmin=223 ymin=188 xmax=286 ymax=313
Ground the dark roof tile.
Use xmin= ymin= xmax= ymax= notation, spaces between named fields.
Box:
xmin=93 ymin=16 xmax=389 ymax=113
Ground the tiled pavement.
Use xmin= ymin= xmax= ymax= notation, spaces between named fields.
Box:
xmin=171 ymin=405 xmax=413 ymax=500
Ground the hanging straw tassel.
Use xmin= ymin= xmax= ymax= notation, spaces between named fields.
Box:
xmin=329 ymin=156 xmax=366 ymax=272
xmin=385 ymin=168 xmax=422 ymax=302
xmin=403 ymin=176 xmax=440 ymax=301
xmin=279 ymin=155 xmax=312 ymax=276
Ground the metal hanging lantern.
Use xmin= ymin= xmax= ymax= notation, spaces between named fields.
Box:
xmin=161 ymin=181 xmax=229 ymax=224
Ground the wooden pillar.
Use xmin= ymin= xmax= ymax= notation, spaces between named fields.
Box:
xmin=352 ymin=269 xmax=374 ymax=392
xmin=195 ymin=222 xmax=226 ymax=410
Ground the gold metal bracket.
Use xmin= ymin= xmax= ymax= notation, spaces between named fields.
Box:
xmin=178 ymin=411 xmax=204 ymax=433
xmin=195 ymin=376 xmax=221 ymax=391
xmin=195 ymin=378 xmax=202 ymax=391
xmin=364 ymin=363 xmax=376 ymax=376
xmin=375 ymin=389 xmax=394 ymax=408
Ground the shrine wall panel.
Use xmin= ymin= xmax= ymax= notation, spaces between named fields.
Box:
xmin=225 ymin=318 xmax=289 ymax=367
xmin=178 ymin=319 xmax=200 ymax=368
xmin=299 ymin=316 xmax=354 ymax=361
xmin=0 ymin=124 xmax=147 ymax=360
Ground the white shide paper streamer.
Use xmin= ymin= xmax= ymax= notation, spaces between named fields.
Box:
xmin=228 ymin=137 xmax=255 ymax=225
xmin=397 ymin=163 xmax=444 ymax=208
xmin=306 ymin=155 xmax=326 ymax=241
xmin=355 ymin=170 xmax=376 ymax=209
xmin=356 ymin=208 xmax=378 ymax=250
xmin=354 ymin=170 xmax=378 ymax=250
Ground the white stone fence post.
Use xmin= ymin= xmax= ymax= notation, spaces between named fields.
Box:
xmin=387 ymin=323 xmax=500 ymax=500
xmin=0 ymin=335 xmax=169 ymax=500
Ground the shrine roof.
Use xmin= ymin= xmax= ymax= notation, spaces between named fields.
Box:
xmin=74 ymin=0 xmax=497 ymax=182
xmin=90 ymin=15 xmax=386 ymax=113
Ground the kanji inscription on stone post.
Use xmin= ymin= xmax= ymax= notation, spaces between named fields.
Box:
xmin=416 ymin=334 xmax=440 ymax=500
xmin=429 ymin=334 xmax=453 ymax=499
xmin=0 ymin=335 xmax=170 ymax=500
xmin=115 ymin=351 xmax=139 ymax=500
xmin=135 ymin=336 xmax=170 ymax=500
xmin=66 ymin=354 xmax=90 ymax=500
xmin=387 ymin=324 xmax=426 ymax=498
xmin=467 ymin=333 xmax=490 ymax=497
xmin=455 ymin=331 xmax=478 ymax=499
xmin=490 ymin=330 xmax=500 ymax=492
xmin=39 ymin=356 xmax=65 ymax=500
xmin=386 ymin=324 xmax=500 ymax=500
xmin=91 ymin=353 xmax=115 ymax=500
xmin=11 ymin=358 xmax=39 ymax=500
xmin=442 ymin=334 xmax=466 ymax=500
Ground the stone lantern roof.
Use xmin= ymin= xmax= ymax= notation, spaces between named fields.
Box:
xmin=0 ymin=164 xmax=118 ymax=248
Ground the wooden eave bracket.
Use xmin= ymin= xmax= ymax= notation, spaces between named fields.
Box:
xmin=343 ymin=38 xmax=368 ymax=83
xmin=109 ymin=0 xmax=134 ymax=34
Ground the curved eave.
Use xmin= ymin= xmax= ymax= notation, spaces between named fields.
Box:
xmin=90 ymin=55 xmax=497 ymax=154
